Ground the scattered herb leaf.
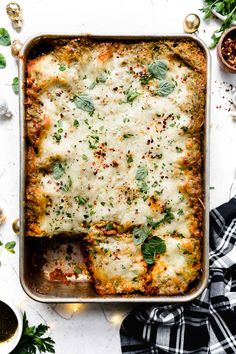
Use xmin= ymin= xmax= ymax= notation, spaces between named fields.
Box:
xmin=73 ymin=119 xmax=79 ymax=128
xmin=177 ymin=208 xmax=184 ymax=216
xmin=147 ymin=208 xmax=175 ymax=229
xmin=4 ymin=241 xmax=16 ymax=254
xmin=74 ymin=94 xmax=95 ymax=116
xmin=148 ymin=60 xmax=167 ymax=79
xmin=74 ymin=195 xmax=87 ymax=205
xmin=157 ymin=80 xmax=175 ymax=97
xmin=59 ymin=64 xmax=66 ymax=71
xmin=0 ymin=28 xmax=11 ymax=46
xmin=141 ymin=236 xmax=166 ymax=265
xmin=12 ymin=77 xmax=19 ymax=94
xmin=126 ymin=88 xmax=140 ymax=103
xmin=123 ymin=133 xmax=134 ymax=139
xmin=52 ymin=161 xmax=65 ymax=180
xmin=0 ymin=53 xmax=6 ymax=69
xmin=74 ymin=266 xmax=82 ymax=274
xmin=62 ymin=176 xmax=72 ymax=192
xmin=133 ymin=226 xmax=151 ymax=245
xmin=176 ymin=147 xmax=183 ymax=153
xmin=82 ymin=154 xmax=88 ymax=161
xmin=135 ymin=165 xmax=148 ymax=181
xmin=106 ymin=223 xmax=113 ymax=230
xmin=126 ymin=154 xmax=133 ymax=163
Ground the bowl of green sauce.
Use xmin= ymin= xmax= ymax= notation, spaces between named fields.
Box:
xmin=0 ymin=297 xmax=23 ymax=354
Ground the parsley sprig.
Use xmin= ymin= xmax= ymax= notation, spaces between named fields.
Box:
xmin=12 ymin=312 xmax=55 ymax=354
xmin=200 ymin=0 xmax=236 ymax=48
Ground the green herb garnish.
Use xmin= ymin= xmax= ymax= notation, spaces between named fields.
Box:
xmin=135 ymin=165 xmax=148 ymax=181
xmin=126 ymin=88 xmax=140 ymax=103
xmin=82 ymin=154 xmax=88 ymax=161
xmin=148 ymin=60 xmax=167 ymax=79
xmin=126 ymin=154 xmax=133 ymax=163
xmin=89 ymin=72 xmax=108 ymax=89
xmin=59 ymin=64 xmax=66 ymax=71
xmin=157 ymin=80 xmax=175 ymax=97
xmin=141 ymin=236 xmax=166 ymax=265
xmin=11 ymin=312 xmax=55 ymax=354
xmin=74 ymin=93 xmax=95 ymax=116
xmin=74 ymin=195 xmax=87 ymax=205
xmin=0 ymin=28 xmax=11 ymax=46
xmin=4 ymin=241 xmax=16 ymax=254
xmin=0 ymin=53 xmax=6 ymax=69
xmin=12 ymin=77 xmax=19 ymax=94
xmin=176 ymin=147 xmax=183 ymax=153
xmin=73 ymin=119 xmax=79 ymax=128
xmin=177 ymin=209 xmax=184 ymax=216
xmin=200 ymin=0 xmax=236 ymax=48
xmin=147 ymin=208 xmax=175 ymax=229
xmin=62 ymin=176 xmax=72 ymax=192
xmin=52 ymin=161 xmax=65 ymax=180
xmin=132 ymin=226 xmax=151 ymax=245
xmin=139 ymin=181 xmax=149 ymax=193
xmin=106 ymin=223 xmax=113 ymax=230
xmin=123 ymin=133 xmax=134 ymax=139
xmin=74 ymin=266 xmax=82 ymax=274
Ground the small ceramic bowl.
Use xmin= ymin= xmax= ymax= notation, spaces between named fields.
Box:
xmin=0 ymin=297 xmax=23 ymax=354
xmin=217 ymin=26 xmax=236 ymax=73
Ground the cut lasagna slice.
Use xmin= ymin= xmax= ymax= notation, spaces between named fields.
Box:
xmin=85 ymin=226 xmax=148 ymax=294
xmin=146 ymin=236 xmax=201 ymax=295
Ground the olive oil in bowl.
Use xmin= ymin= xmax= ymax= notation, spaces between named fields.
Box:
xmin=0 ymin=300 xmax=18 ymax=343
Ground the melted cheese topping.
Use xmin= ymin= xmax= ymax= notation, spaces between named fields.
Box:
xmin=28 ymin=43 xmax=198 ymax=237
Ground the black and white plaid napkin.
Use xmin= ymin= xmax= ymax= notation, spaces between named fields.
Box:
xmin=120 ymin=197 xmax=236 ymax=354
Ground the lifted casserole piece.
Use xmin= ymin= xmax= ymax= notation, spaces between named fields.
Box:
xmin=85 ymin=228 xmax=147 ymax=295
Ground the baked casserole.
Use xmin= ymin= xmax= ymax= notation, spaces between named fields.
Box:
xmin=25 ymin=38 xmax=206 ymax=295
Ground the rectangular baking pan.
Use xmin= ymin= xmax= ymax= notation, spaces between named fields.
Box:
xmin=19 ymin=34 xmax=210 ymax=303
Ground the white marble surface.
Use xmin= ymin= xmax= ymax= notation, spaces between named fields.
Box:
xmin=0 ymin=0 xmax=235 ymax=353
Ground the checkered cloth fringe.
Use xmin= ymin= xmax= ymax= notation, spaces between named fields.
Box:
xmin=120 ymin=197 xmax=236 ymax=354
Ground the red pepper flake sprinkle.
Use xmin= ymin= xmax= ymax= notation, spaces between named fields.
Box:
xmin=221 ymin=35 xmax=236 ymax=68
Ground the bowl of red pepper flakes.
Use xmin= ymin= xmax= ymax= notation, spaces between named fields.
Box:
xmin=217 ymin=26 xmax=236 ymax=73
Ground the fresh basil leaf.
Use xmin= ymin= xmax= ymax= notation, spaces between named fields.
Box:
xmin=133 ymin=226 xmax=151 ymax=245
xmin=135 ymin=165 xmax=148 ymax=181
xmin=157 ymin=80 xmax=175 ymax=97
xmin=4 ymin=241 xmax=16 ymax=254
xmin=74 ymin=94 xmax=95 ymax=116
xmin=0 ymin=53 xmax=6 ymax=69
xmin=12 ymin=77 xmax=19 ymax=94
xmin=126 ymin=88 xmax=140 ymax=103
xmin=148 ymin=60 xmax=167 ymax=79
xmin=141 ymin=236 xmax=166 ymax=264
xmin=0 ymin=28 xmax=11 ymax=46
xmin=52 ymin=161 xmax=65 ymax=180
